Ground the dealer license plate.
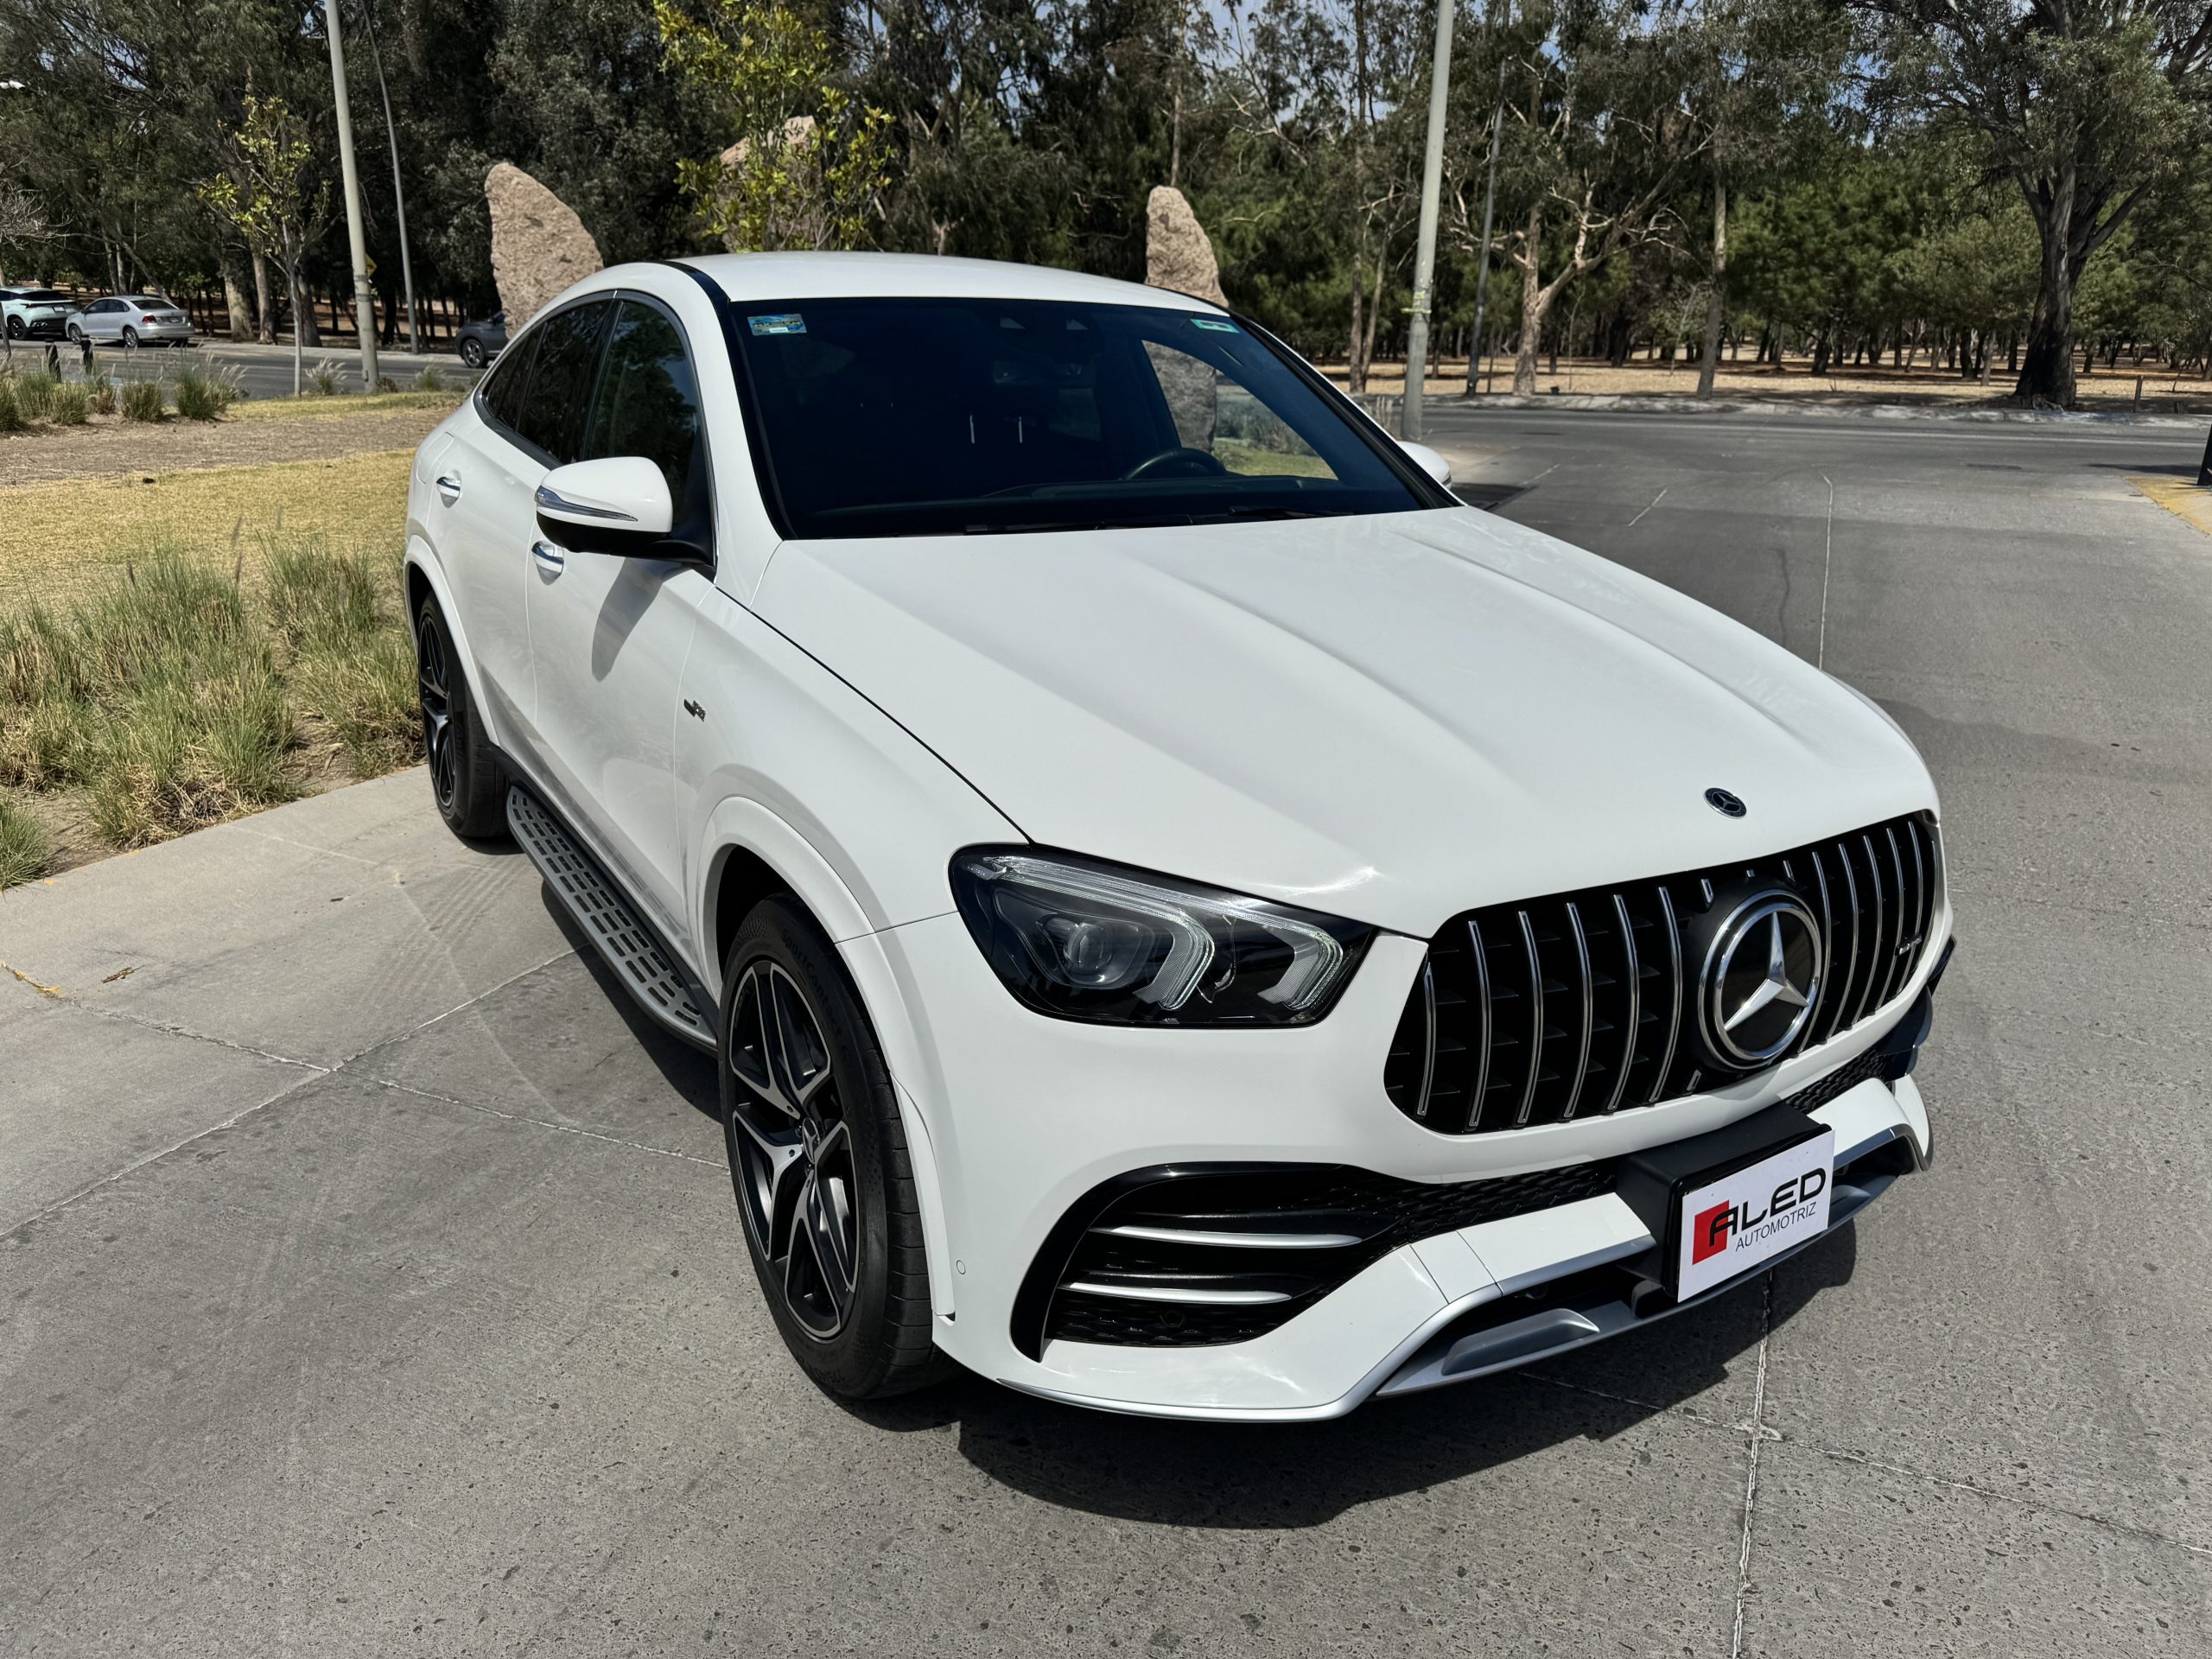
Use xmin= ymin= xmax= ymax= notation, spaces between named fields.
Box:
xmin=1675 ymin=1128 xmax=1836 ymax=1300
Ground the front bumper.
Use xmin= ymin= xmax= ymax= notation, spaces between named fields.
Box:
xmin=865 ymin=906 xmax=1948 ymax=1422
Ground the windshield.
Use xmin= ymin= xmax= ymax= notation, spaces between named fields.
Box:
xmin=729 ymin=297 xmax=1430 ymax=538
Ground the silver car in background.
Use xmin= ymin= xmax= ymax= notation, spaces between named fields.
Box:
xmin=2 ymin=288 xmax=75 ymax=340
xmin=67 ymin=295 xmax=194 ymax=347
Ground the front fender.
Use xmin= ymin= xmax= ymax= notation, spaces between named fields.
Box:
xmin=695 ymin=797 xmax=959 ymax=1319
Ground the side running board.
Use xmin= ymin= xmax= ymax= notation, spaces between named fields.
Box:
xmin=505 ymin=785 xmax=717 ymax=1052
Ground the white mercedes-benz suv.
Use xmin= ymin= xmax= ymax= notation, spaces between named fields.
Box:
xmin=405 ymin=253 xmax=1948 ymax=1421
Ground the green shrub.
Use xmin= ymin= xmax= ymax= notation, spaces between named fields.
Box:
xmin=305 ymin=360 xmax=342 ymax=397
xmin=48 ymin=381 xmax=91 ymax=425
xmin=0 ymin=374 xmax=22 ymax=433
xmin=415 ymin=363 xmax=448 ymax=393
xmin=172 ymin=360 xmax=240 ymax=421
xmin=13 ymin=370 xmax=58 ymax=421
xmin=121 ymin=379 xmax=164 ymax=422
xmin=293 ymin=629 xmax=421 ymax=776
xmin=264 ymin=537 xmax=385 ymax=653
xmin=86 ymin=377 xmax=117 ymax=416
xmin=0 ymin=795 xmax=51 ymax=888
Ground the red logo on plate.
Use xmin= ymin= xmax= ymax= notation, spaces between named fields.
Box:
xmin=1691 ymin=1201 xmax=1735 ymax=1264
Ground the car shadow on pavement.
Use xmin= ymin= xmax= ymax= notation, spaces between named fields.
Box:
xmin=537 ymin=890 xmax=723 ymax=1120
xmin=846 ymin=1222 xmax=1860 ymax=1529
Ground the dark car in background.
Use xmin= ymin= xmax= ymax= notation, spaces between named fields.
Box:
xmin=2 ymin=288 xmax=75 ymax=340
xmin=454 ymin=310 xmax=506 ymax=368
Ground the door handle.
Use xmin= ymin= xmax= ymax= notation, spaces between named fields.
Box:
xmin=434 ymin=472 xmax=462 ymax=505
xmin=531 ymin=540 xmax=567 ymax=575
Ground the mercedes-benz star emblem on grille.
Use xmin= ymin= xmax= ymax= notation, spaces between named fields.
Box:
xmin=1700 ymin=892 xmax=1822 ymax=1066
xmin=1705 ymin=786 xmax=1747 ymax=817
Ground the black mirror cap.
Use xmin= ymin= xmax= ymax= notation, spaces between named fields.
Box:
xmin=533 ymin=510 xmax=709 ymax=568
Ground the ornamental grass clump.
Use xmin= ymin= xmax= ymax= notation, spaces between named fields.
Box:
xmin=172 ymin=360 xmax=240 ymax=421
xmin=47 ymin=380 xmax=91 ymax=425
xmin=121 ymin=378 xmax=164 ymax=423
xmin=0 ymin=795 xmax=50 ymax=888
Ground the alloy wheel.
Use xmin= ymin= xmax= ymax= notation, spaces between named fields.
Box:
xmin=726 ymin=961 xmax=861 ymax=1341
xmin=416 ymin=619 xmax=457 ymax=807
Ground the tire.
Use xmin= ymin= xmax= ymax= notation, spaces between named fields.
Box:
xmin=721 ymin=897 xmax=950 ymax=1402
xmin=67 ymin=325 xmax=84 ymax=346
xmin=3 ymin=317 xmax=19 ymax=340
xmin=413 ymin=594 xmax=507 ymax=839
xmin=459 ymin=339 xmax=485 ymax=368
xmin=122 ymin=327 xmax=138 ymax=348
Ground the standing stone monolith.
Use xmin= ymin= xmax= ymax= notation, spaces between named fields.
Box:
xmin=1144 ymin=186 xmax=1228 ymax=448
xmin=1145 ymin=185 xmax=1227 ymax=307
xmin=486 ymin=162 xmax=603 ymax=329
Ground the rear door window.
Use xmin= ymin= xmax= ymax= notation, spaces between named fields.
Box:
xmin=582 ymin=299 xmax=703 ymax=507
xmin=478 ymin=327 xmax=540 ymax=434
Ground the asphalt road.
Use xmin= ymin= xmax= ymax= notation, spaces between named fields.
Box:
xmin=3 ymin=407 xmax=2208 ymax=1655
xmin=21 ymin=336 xmax=480 ymax=401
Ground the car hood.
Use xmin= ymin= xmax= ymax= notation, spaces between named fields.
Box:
xmin=753 ymin=507 xmax=1936 ymax=936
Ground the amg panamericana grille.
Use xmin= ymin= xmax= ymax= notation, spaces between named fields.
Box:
xmin=1384 ymin=814 xmax=1941 ymax=1135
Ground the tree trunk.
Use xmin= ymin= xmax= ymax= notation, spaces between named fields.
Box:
xmin=1696 ymin=179 xmax=1726 ymax=397
xmin=1362 ymin=253 xmax=1385 ymax=390
xmin=2015 ymin=198 xmax=2079 ymax=405
xmin=1512 ymin=199 xmax=1543 ymax=395
xmin=1348 ymin=260 xmax=1366 ymax=395
xmin=251 ymin=251 xmax=276 ymax=343
xmin=219 ymin=251 xmax=253 ymax=342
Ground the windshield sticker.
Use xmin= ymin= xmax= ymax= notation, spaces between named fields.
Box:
xmin=748 ymin=313 xmax=807 ymax=336
xmin=1192 ymin=318 xmax=1241 ymax=334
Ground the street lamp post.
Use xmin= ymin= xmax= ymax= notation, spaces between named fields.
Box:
xmin=323 ymin=0 xmax=380 ymax=388
xmin=1402 ymin=0 xmax=1456 ymax=442
xmin=361 ymin=2 xmax=419 ymax=355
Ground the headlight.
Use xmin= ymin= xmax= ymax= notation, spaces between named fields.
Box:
xmin=950 ymin=849 xmax=1373 ymax=1027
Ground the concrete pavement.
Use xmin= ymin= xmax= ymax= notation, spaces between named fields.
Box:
xmin=3 ymin=410 xmax=2208 ymax=1654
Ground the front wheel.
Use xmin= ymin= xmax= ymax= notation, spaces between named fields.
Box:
xmin=67 ymin=325 xmax=84 ymax=346
xmin=414 ymin=594 xmax=507 ymax=839
xmin=458 ymin=339 xmax=485 ymax=368
xmin=721 ymin=898 xmax=949 ymax=1401
xmin=3 ymin=317 xmax=20 ymax=340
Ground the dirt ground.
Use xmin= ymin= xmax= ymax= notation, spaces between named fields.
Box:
xmin=0 ymin=404 xmax=452 ymax=486
xmin=1329 ymin=353 xmax=2212 ymax=415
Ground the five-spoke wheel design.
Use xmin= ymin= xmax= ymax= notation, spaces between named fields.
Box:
xmin=727 ymin=961 xmax=861 ymax=1341
xmin=416 ymin=616 xmax=457 ymax=809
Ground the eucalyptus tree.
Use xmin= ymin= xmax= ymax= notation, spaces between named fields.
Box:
xmin=1851 ymin=0 xmax=2212 ymax=404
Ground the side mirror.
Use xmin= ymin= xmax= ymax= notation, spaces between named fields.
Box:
xmin=534 ymin=457 xmax=676 ymax=557
xmin=1398 ymin=440 xmax=1452 ymax=488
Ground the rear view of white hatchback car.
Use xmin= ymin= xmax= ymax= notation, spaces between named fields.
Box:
xmin=403 ymin=252 xmax=1948 ymax=1421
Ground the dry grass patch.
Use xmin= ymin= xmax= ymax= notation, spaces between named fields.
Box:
xmin=230 ymin=387 xmax=462 ymax=423
xmin=0 ymin=448 xmax=412 ymax=608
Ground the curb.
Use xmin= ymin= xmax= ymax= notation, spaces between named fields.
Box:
xmin=1442 ymin=392 xmax=2211 ymax=429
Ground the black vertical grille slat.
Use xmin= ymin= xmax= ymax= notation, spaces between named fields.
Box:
xmin=1386 ymin=813 xmax=1942 ymax=1137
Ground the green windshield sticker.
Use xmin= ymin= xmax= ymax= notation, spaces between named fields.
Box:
xmin=1191 ymin=318 xmax=1241 ymax=334
xmin=748 ymin=313 xmax=806 ymax=336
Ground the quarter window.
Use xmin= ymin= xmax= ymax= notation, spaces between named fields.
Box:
xmin=478 ymin=326 xmax=539 ymax=434
xmin=514 ymin=300 xmax=610 ymax=464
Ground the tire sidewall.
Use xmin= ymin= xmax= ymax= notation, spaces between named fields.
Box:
xmin=721 ymin=899 xmax=906 ymax=1398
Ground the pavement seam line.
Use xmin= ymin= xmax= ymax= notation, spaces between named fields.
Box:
xmin=1803 ymin=1441 xmax=2212 ymax=1560
xmin=1522 ymin=1370 xmax=1745 ymax=1438
xmin=73 ymin=1001 xmax=332 ymax=1073
xmin=1815 ymin=474 xmax=1835 ymax=669
xmin=232 ymin=821 xmax=394 ymax=869
xmin=4 ymin=1065 xmax=330 ymax=1235
xmin=363 ymin=1074 xmax=730 ymax=1170
xmin=325 ymin=945 xmax=580 ymax=1073
xmin=1726 ymin=1275 xmax=1775 ymax=1659
xmin=1625 ymin=486 xmax=1668 ymax=528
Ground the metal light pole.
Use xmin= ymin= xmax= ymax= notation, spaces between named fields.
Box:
xmin=362 ymin=2 xmax=418 ymax=354
xmin=1402 ymin=0 xmax=1456 ymax=442
xmin=1464 ymin=67 xmax=1504 ymax=397
xmin=323 ymin=0 xmax=380 ymax=387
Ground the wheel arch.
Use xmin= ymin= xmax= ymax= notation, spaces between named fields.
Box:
xmin=697 ymin=797 xmax=957 ymax=1319
xmin=403 ymin=539 xmax=506 ymax=753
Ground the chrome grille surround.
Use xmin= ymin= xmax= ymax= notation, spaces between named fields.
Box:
xmin=1384 ymin=812 xmax=1942 ymax=1136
